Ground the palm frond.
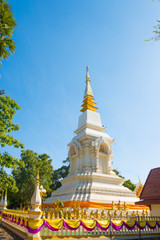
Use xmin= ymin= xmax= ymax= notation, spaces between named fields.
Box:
xmin=0 ymin=0 xmax=16 ymax=64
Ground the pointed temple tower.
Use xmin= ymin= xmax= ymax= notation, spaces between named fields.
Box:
xmin=45 ymin=67 xmax=142 ymax=209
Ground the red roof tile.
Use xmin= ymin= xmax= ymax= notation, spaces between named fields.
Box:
xmin=140 ymin=167 xmax=160 ymax=200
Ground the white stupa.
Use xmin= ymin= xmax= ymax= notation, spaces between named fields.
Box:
xmin=45 ymin=66 xmax=141 ymax=210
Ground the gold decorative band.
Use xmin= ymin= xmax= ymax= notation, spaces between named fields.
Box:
xmin=42 ymin=200 xmax=149 ymax=210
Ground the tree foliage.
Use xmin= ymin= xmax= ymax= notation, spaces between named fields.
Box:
xmin=50 ymin=158 xmax=69 ymax=192
xmin=113 ymin=169 xmax=124 ymax=179
xmin=0 ymin=168 xmax=17 ymax=190
xmin=113 ymin=169 xmax=136 ymax=191
xmin=0 ymin=96 xmax=23 ymax=149
xmin=0 ymin=96 xmax=24 ymax=190
xmin=151 ymin=20 xmax=160 ymax=41
xmin=0 ymin=0 xmax=16 ymax=64
xmin=148 ymin=0 xmax=160 ymax=41
xmin=123 ymin=179 xmax=136 ymax=191
xmin=8 ymin=150 xmax=53 ymax=208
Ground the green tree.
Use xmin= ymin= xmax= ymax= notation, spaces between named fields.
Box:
xmin=123 ymin=179 xmax=136 ymax=191
xmin=0 ymin=0 xmax=16 ymax=64
xmin=50 ymin=158 xmax=69 ymax=191
xmin=113 ymin=169 xmax=136 ymax=191
xmin=0 ymin=95 xmax=24 ymax=190
xmin=148 ymin=0 xmax=160 ymax=41
xmin=151 ymin=20 xmax=160 ymax=41
xmin=113 ymin=169 xmax=124 ymax=179
xmin=8 ymin=149 xmax=53 ymax=208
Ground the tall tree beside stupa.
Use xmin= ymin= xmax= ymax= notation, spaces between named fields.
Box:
xmin=0 ymin=0 xmax=24 ymax=192
xmin=0 ymin=0 xmax=16 ymax=64
xmin=9 ymin=150 xmax=53 ymax=209
xmin=0 ymin=95 xmax=24 ymax=191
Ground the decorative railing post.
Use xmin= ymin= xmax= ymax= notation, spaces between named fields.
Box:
xmin=138 ymin=215 xmax=141 ymax=240
xmin=0 ymin=190 xmax=4 ymax=210
xmin=0 ymin=190 xmax=4 ymax=223
xmin=27 ymin=171 xmax=42 ymax=240
xmin=109 ymin=215 xmax=112 ymax=240
xmin=3 ymin=190 xmax=7 ymax=209
xmin=0 ymin=189 xmax=7 ymax=224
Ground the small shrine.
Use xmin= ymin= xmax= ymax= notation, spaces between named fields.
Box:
xmin=45 ymin=66 xmax=148 ymax=214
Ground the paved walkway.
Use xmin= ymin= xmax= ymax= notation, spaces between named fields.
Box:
xmin=0 ymin=225 xmax=23 ymax=240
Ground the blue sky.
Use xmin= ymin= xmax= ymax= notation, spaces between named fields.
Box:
xmin=1 ymin=0 xmax=160 ymax=184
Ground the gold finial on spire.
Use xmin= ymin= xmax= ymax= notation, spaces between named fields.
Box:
xmin=84 ymin=65 xmax=93 ymax=97
xmin=81 ymin=66 xmax=98 ymax=112
xmin=36 ymin=170 xmax=40 ymax=183
xmin=86 ymin=65 xmax=90 ymax=82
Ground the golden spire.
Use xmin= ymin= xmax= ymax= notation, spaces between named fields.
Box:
xmin=81 ymin=66 xmax=98 ymax=112
xmin=86 ymin=65 xmax=90 ymax=82
xmin=36 ymin=170 xmax=40 ymax=183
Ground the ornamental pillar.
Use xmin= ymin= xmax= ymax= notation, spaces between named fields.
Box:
xmin=0 ymin=191 xmax=4 ymax=211
xmin=3 ymin=190 xmax=7 ymax=209
xmin=0 ymin=190 xmax=7 ymax=225
xmin=83 ymin=139 xmax=92 ymax=170
xmin=107 ymin=153 xmax=113 ymax=174
xmin=86 ymin=145 xmax=91 ymax=169
xmin=83 ymin=141 xmax=88 ymax=169
xmin=95 ymin=151 xmax=100 ymax=172
xmin=0 ymin=191 xmax=4 ymax=224
xmin=91 ymin=146 xmax=96 ymax=171
xmin=79 ymin=147 xmax=84 ymax=170
xmin=75 ymin=153 xmax=80 ymax=173
xmin=91 ymin=140 xmax=100 ymax=172
xmin=26 ymin=171 xmax=42 ymax=240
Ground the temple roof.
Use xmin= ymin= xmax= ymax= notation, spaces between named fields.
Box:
xmin=140 ymin=167 xmax=160 ymax=200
